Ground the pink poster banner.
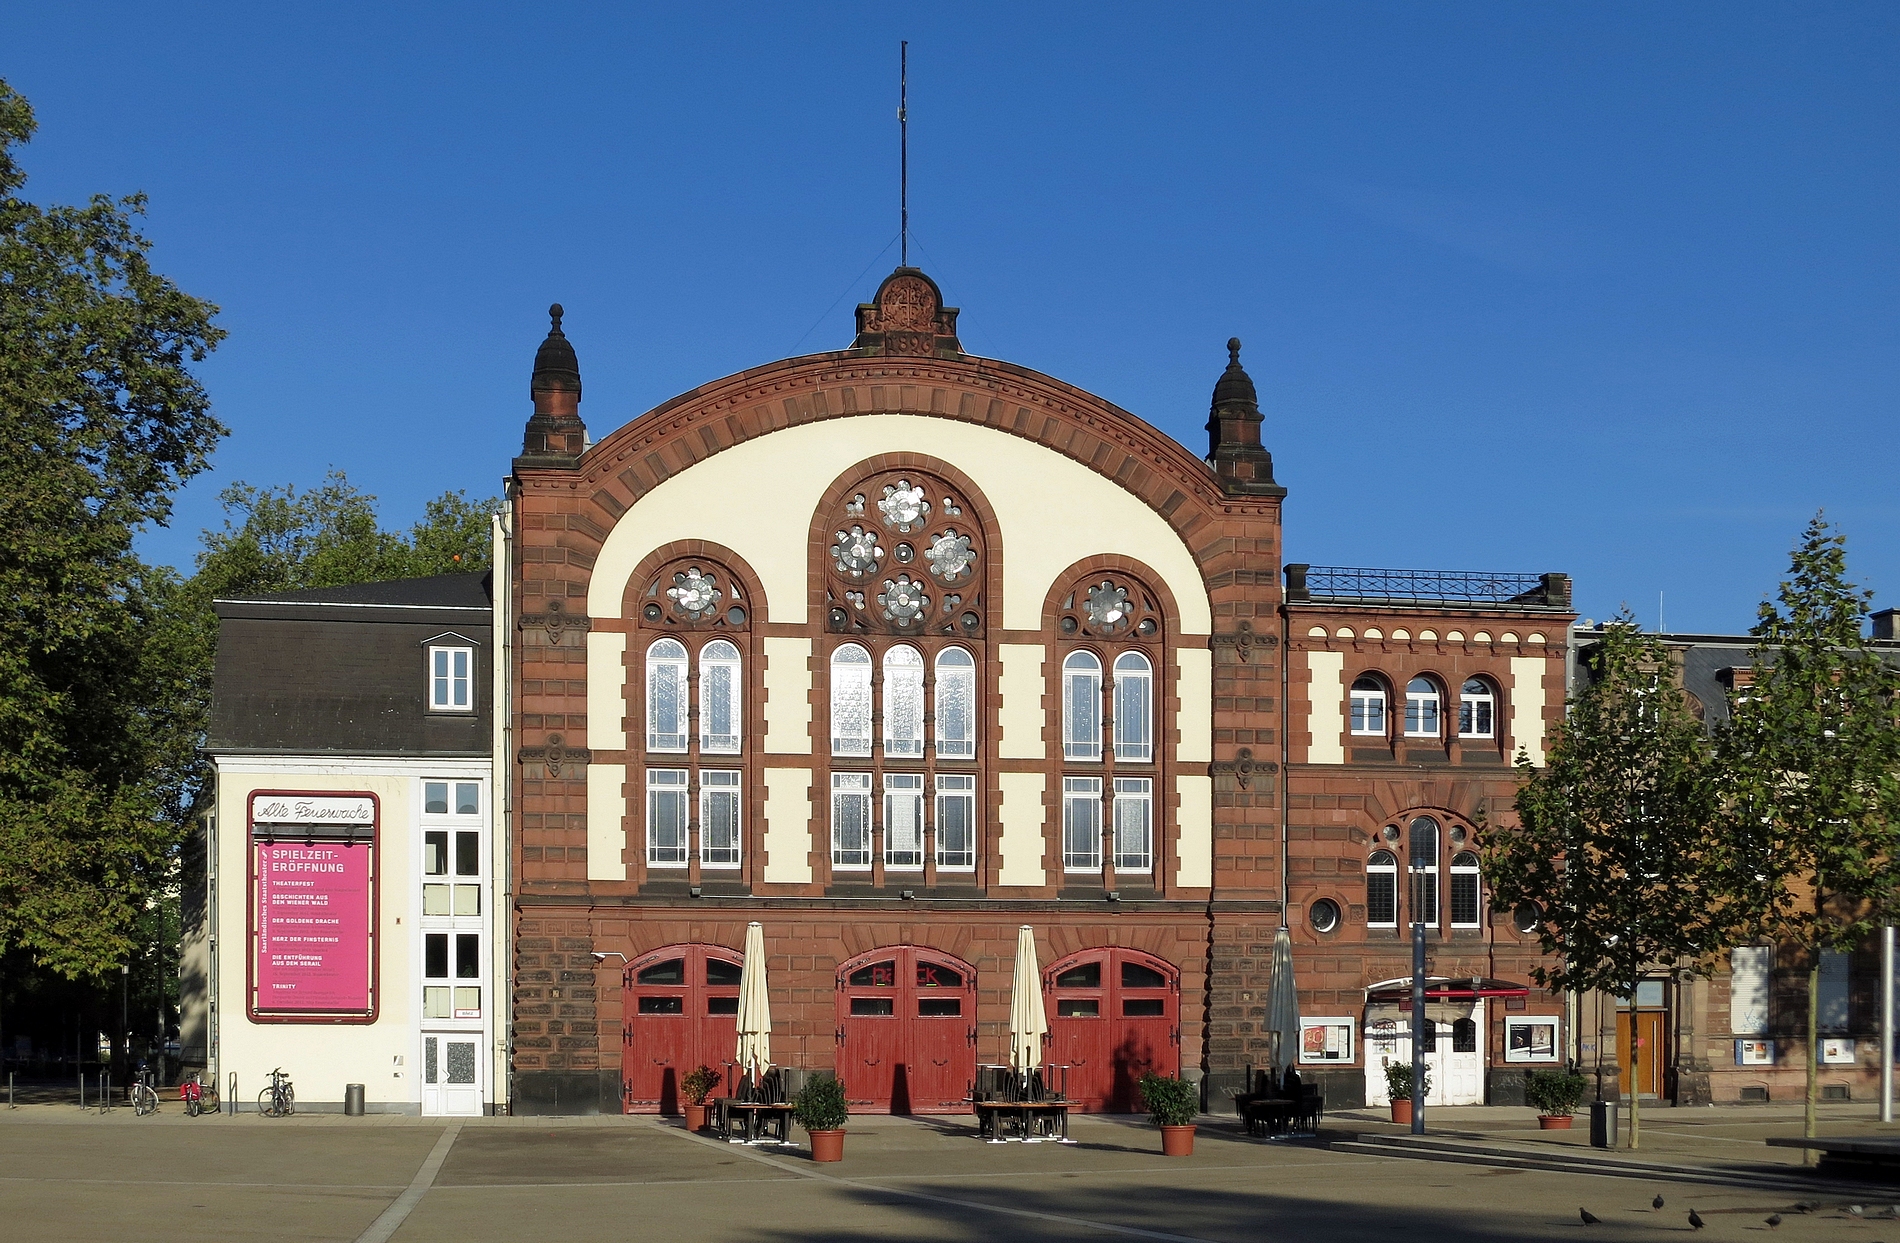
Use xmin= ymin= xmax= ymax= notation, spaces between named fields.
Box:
xmin=255 ymin=841 xmax=374 ymax=1014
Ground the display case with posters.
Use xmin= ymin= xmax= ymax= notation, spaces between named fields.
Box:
xmin=1504 ymin=1016 xmax=1559 ymax=1062
xmin=1736 ymin=1039 xmax=1774 ymax=1066
xmin=1298 ymin=1018 xmax=1354 ymax=1064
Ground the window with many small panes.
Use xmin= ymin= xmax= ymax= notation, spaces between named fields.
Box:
xmin=420 ymin=779 xmax=485 ymax=1022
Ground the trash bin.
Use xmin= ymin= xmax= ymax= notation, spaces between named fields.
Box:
xmin=344 ymin=1084 xmax=366 ymax=1117
xmin=1589 ymin=1099 xmax=1619 ymax=1148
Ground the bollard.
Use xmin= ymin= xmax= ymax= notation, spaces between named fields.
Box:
xmin=227 ymin=1071 xmax=237 ymax=1117
xmin=1589 ymin=1099 xmax=1619 ymax=1149
xmin=344 ymin=1083 xmax=365 ymax=1117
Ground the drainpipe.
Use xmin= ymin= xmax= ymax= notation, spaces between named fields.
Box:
xmin=492 ymin=503 xmax=515 ymax=1115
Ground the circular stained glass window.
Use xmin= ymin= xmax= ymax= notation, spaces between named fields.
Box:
xmin=1309 ymin=898 xmax=1341 ymax=934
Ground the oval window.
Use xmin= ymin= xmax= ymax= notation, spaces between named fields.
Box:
xmin=1309 ymin=898 xmax=1342 ymax=934
xmin=1513 ymin=901 xmax=1543 ymax=934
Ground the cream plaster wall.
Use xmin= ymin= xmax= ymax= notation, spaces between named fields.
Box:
xmin=1175 ymin=648 xmax=1212 ymax=764
xmin=761 ymin=767 xmax=815 ymax=883
xmin=585 ymin=415 xmax=1212 ymax=634
xmin=761 ymin=637 xmax=813 ymax=755
xmin=586 ymin=632 xmax=627 ymax=751
xmin=996 ymin=772 xmax=1047 ymax=887
xmin=1175 ymin=774 xmax=1213 ymax=889
xmin=587 ymin=764 xmax=628 ymax=881
xmin=1509 ymin=656 xmax=1548 ymax=767
xmin=1306 ymin=650 xmax=1346 ymax=765
xmin=997 ymin=643 xmax=1047 ymax=761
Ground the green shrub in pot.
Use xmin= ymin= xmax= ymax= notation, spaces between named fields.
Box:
xmin=792 ymin=1073 xmax=849 ymax=1132
xmin=1138 ymin=1072 xmax=1199 ymax=1127
xmin=1524 ymin=1069 xmax=1589 ymax=1117
xmin=1384 ymin=1061 xmax=1430 ymax=1102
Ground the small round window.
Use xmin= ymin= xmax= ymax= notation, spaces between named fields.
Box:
xmin=1309 ymin=898 xmax=1342 ymax=934
xmin=1513 ymin=901 xmax=1543 ymax=934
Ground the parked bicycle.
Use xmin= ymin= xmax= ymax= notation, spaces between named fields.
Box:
xmin=179 ymin=1072 xmax=219 ymax=1117
xmin=129 ymin=1063 xmax=160 ymax=1116
xmin=257 ymin=1067 xmax=294 ymax=1117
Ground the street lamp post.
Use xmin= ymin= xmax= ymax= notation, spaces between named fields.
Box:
xmin=1411 ymin=860 xmax=1427 ymax=1136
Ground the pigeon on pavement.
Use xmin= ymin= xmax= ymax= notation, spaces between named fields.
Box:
xmin=1581 ymin=1208 xmax=1601 ymax=1225
xmin=1688 ymin=1209 xmax=1705 ymax=1230
xmin=1653 ymin=1195 xmax=1666 ymax=1211
xmin=1766 ymin=1214 xmax=1783 ymax=1228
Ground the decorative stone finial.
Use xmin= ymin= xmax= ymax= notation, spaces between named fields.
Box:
xmin=1205 ymin=335 xmax=1283 ymax=498
xmin=518 ymin=301 xmax=587 ymax=470
xmin=852 ymin=267 xmax=963 ymax=358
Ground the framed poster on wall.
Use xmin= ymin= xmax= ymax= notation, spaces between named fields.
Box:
xmin=1822 ymin=1038 xmax=1857 ymax=1065
xmin=1299 ymin=1018 xmax=1354 ymax=1064
xmin=248 ymin=791 xmax=379 ymax=1022
xmin=1504 ymin=1016 xmax=1560 ymax=1062
xmin=1736 ymin=1039 xmax=1774 ymax=1066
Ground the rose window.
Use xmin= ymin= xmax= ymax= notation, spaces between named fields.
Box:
xmin=832 ymin=525 xmax=883 ymax=578
xmin=877 ymin=575 xmax=929 ymax=625
xmin=666 ymin=568 xmax=722 ymax=620
xmin=877 ymin=481 xmax=929 ymax=532
xmin=1084 ymin=582 xmax=1132 ymax=631
xmin=924 ymin=530 xmax=975 ymax=582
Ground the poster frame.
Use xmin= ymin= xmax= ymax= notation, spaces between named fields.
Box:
xmin=246 ymin=789 xmax=381 ymax=1025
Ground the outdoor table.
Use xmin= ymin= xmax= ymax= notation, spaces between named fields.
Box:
xmin=971 ymin=1099 xmax=1074 ymax=1143
xmin=1243 ymin=1098 xmax=1297 ymax=1138
xmin=711 ymin=1098 xmax=795 ymax=1144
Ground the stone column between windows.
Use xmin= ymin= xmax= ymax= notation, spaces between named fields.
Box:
xmin=921 ymin=663 xmax=938 ymax=889
xmin=686 ymin=656 xmax=702 ymax=887
xmin=869 ymin=659 xmax=885 ymax=889
xmin=1099 ymin=661 xmax=1117 ymax=895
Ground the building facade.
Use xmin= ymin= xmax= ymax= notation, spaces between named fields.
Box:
xmin=502 ymin=270 xmax=1573 ymax=1115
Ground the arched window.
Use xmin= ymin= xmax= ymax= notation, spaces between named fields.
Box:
xmin=1450 ymin=850 xmax=1481 ymax=927
xmin=934 ymin=647 xmax=976 ymax=759
xmin=882 ymin=645 xmax=924 ymax=757
xmin=1113 ymin=651 xmax=1153 ymax=762
xmin=699 ymin=639 xmax=741 ymax=753
xmin=1458 ymin=678 xmax=1495 ymax=739
xmin=1351 ymin=676 xmax=1388 ymax=736
xmin=1367 ymin=850 xmax=1397 ymax=927
xmin=830 ymin=644 xmax=873 ymax=757
xmin=646 ymin=638 xmax=688 ymax=752
xmin=1409 ymin=816 xmax=1440 ymax=925
xmin=1062 ymin=650 xmax=1103 ymax=762
xmin=1404 ymin=677 xmax=1441 ymax=738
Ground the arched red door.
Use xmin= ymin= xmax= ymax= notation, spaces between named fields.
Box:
xmin=621 ymin=943 xmax=743 ymax=1113
xmin=1045 ymin=948 xmax=1179 ymax=1112
xmin=836 ymin=946 xmax=977 ymax=1114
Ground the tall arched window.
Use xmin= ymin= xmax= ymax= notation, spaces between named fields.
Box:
xmin=646 ymin=638 xmax=688 ymax=752
xmin=1367 ymin=850 xmax=1397 ymax=927
xmin=699 ymin=639 xmax=741 ymax=753
xmin=1113 ymin=651 xmax=1153 ymax=762
xmin=1404 ymin=677 xmax=1441 ymax=738
xmin=830 ymin=644 xmax=873 ymax=757
xmin=1450 ymin=850 xmax=1481 ymax=928
xmin=1351 ymin=677 xmax=1388 ymax=736
xmin=934 ymin=647 xmax=976 ymax=759
xmin=1062 ymin=651 xmax=1103 ymax=762
xmin=1458 ymin=678 xmax=1495 ymax=739
xmin=882 ymin=645 xmax=925 ymax=757
xmin=1409 ymin=816 xmax=1440 ymax=925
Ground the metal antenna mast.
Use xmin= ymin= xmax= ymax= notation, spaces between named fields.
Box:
xmin=899 ymin=40 xmax=909 ymax=267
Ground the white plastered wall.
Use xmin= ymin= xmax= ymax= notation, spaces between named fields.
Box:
xmin=1305 ymin=650 xmax=1346 ymax=765
xmin=761 ymin=637 xmax=813 ymax=754
xmin=761 ymin=767 xmax=814 ymax=883
xmin=587 ymin=764 xmax=628 ymax=881
xmin=1509 ymin=656 xmax=1549 ymax=766
xmin=1175 ymin=775 xmax=1213 ymax=888
xmin=996 ymin=644 xmax=1047 ymax=760
xmin=996 ymin=772 xmax=1047 ymax=887
xmin=586 ymin=632 xmax=627 ymax=751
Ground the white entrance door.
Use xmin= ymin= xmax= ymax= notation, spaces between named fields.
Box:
xmin=1364 ymin=1003 xmax=1485 ymax=1107
xmin=423 ymin=1033 xmax=483 ymax=1116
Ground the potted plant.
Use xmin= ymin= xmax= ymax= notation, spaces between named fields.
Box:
xmin=1524 ymin=1069 xmax=1589 ymax=1130
xmin=1384 ymin=1060 xmax=1429 ymax=1125
xmin=1139 ymin=1072 xmax=1200 ymax=1156
xmin=680 ymin=1065 xmax=720 ymax=1132
xmin=793 ymin=1073 xmax=849 ymax=1161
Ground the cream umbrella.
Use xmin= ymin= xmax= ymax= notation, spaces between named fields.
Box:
xmin=735 ymin=921 xmax=771 ymax=1079
xmin=1008 ymin=925 xmax=1048 ymax=1073
xmin=1265 ymin=924 xmax=1301 ymax=1083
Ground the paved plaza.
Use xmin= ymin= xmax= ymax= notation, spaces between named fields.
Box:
xmin=7 ymin=1101 xmax=1900 ymax=1242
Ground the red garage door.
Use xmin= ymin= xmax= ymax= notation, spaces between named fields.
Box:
xmin=1045 ymin=948 xmax=1179 ymax=1112
xmin=836 ymin=946 xmax=976 ymax=1114
xmin=621 ymin=943 xmax=742 ymax=1113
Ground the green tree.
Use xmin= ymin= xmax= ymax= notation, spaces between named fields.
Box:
xmin=1483 ymin=614 xmax=1722 ymax=1149
xmin=1712 ymin=515 xmax=1900 ymax=1153
xmin=0 ymin=78 xmax=224 ymax=976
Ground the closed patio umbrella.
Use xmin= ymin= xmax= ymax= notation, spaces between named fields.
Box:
xmin=735 ymin=921 xmax=771 ymax=1077
xmin=1266 ymin=924 xmax=1301 ymax=1081
xmin=1008 ymin=925 xmax=1047 ymax=1072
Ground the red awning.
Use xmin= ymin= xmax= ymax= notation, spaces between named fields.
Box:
xmin=1365 ymin=977 xmax=1531 ymax=1005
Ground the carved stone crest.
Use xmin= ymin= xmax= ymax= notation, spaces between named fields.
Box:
xmin=1212 ymin=746 xmax=1279 ymax=790
xmin=522 ymin=598 xmax=593 ymax=645
xmin=1211 ymin=619 xmax=1278 ymax=662
xmin=519 ymin=733 xmax=592 ymax=779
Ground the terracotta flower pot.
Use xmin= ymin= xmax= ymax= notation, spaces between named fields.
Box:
xmin=1160 ymin=1124 xmax=1197 ymax=1157
xmin=808 ymin=1129 xmax=846 ymax=1162
xmin=1390 ymin=1099 xmax=1413 ymax=1125
xmin=1537 ymin=1114 xmax=1573 ymax=1130
xmin=683 ymin=1103 xmax=708 ymax=1132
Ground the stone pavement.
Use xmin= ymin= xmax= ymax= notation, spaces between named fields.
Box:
xmin=7 ymin=1101 xmax=1900 ymax=1242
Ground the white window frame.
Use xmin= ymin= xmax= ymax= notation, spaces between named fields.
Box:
xmin=1458 ymin=678 xmax=1495 ymax=739
xmin=1062 ymin=776 xmax=1103 ymax=872
xmin=883 ymin=773 xmax=925 ymax=870
xmin=699 ymin=639 xmax=742 ymax=754
xmin=1112 ymin=776 xmax=1153 ymax=873
xmin=1404 ymin=677 xmax=1441 ymax=738
xmin=935 ymin=774 xmax=976 ymax=870
xmin=882 ymin=644 xmax=925 ymax=758
xmin=1112 ymin=651 xmax=1153 ymax=763
xmin=428 ymin=644 xmax=475 ymax=713
xmin=1062 ymin=651 xmax=1103 ymax=762
xmin=1366 ymin=850 xmax=1398 ymax=928
xmin=831 ymin=771 xmax=872 ymax=869
xmin=645 ymin=639 xmax=688 ymax=753
xmin=1350 ymin=677 xmax=1387 ymax=736
xmin=646 ymin=768 xmax=689 ymax=867
xmin=699 ymin=769 xmax=741 ymax=868
xmin=934 ymin=647 xmax=977 ymax=759
xmin=830 ymin=644 xmax=873 ymax=758
xmin=1449 ymin=850 xmax=1481 ymax=928
xmin=419 ymin=778 xmax=486 ymax=1021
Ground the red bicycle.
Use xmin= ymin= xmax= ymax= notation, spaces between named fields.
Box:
xmin=179 ymin=1073 xmax=219 ymax=1117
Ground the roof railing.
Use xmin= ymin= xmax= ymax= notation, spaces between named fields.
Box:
xmin=1284 ymin=565 xmax=1571 ymax=609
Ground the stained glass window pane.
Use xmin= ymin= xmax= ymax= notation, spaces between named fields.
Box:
xmin=1113 ymin=652 xmax=1152 ymax=762
xmin=701 ymin=640 xmax=741 ymax=753
xmin=884 ymin=774 xmax=924 ymax=868
xmin=1113 ymin=777 xmax=1152 ymax=872
xmin=936 ymin=774 xmax=975 ymax=869
xmin=1063 ymin=652 xmax=1102 ymax=762
xmin=883 ymin=646 xmax=924 ymax=757
xmin=647 ymin=769 xmax=689 ymax=865
xmin=831 ymin=646 xmax=872 ymax=757
xmin=647 ymin=641 xmax=688 ymax=751
xmin=701 ymin=770 xmax=741 ymax=866
xmin=832 ymin=773 xmax=871 ymax=867
xmin=1063 ymin=776 xmax=1102 ymax=871
xmin=935 ymin=648 xmax=976 ymax=759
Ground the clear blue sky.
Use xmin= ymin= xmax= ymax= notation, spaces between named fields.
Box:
xmin=10 ymin=3 xmax=1897 ymax=633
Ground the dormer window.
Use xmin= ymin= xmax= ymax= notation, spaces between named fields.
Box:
xmin=429 ymin=644 xmax=474 ymax=712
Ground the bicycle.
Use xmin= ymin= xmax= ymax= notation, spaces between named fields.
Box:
xmin=129 ymin=1063 xmax=160 ymax=1116
xmin=180 ymin=1072 xmax=219 ymax=1117
xmin=257 ymin=1067 xmax=295 ymax=1117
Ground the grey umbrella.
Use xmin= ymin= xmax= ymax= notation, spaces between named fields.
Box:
xmin=1265 ymin=925 xmax=1301 ymax=1080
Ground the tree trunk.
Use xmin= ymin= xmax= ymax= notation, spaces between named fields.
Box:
xmin=1805 ymin=957 xmax=1820 ymax=1163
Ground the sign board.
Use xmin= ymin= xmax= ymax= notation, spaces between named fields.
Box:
xmin=1504 ymin=1016 xmax=1559 ymax=1062
xmin=248 ymin=790 xmax=378 ymax=1021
